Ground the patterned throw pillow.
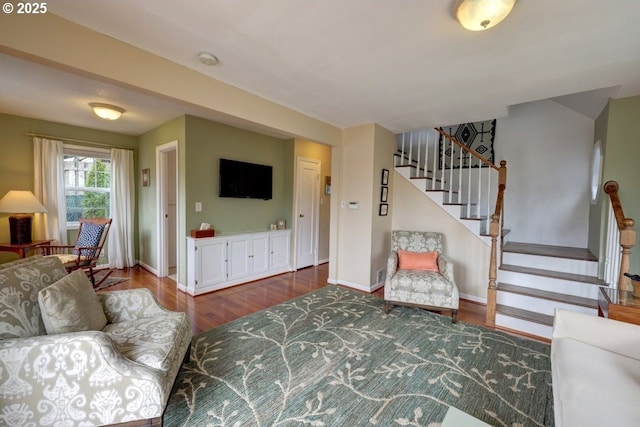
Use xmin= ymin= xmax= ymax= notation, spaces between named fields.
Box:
xmin=0 ymin=256 xmax=68 ymax=339
xmin=73 ymin=223 xmax=105 ymax=258
xmin=38 ymin=270 xmax=107 ymax=334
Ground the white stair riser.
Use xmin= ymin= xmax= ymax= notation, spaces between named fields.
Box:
xmin=497 ymin=270 xmax=600 ymax=299
xmin=503 ymin=252 xmax=598 ymax=276
xmin=497 ymin=292 xmax=597 ymax=317
xmin=495 ymin=314 xmax=553 ymax=340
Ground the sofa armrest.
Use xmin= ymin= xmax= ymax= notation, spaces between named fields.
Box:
xmin=438 ymin=254 xmax=456 ymax=285
xmin=99 ymin=288 xmax=171 ymax=323
xmin=552 ymin=308 xmax=640 ymax=360
xmin=0 ymin=331 xmax=167 ymax=424
xmin=385 ymin=250 xmax=398 ymax=286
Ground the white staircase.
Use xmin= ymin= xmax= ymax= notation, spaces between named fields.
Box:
xmin=495 ymin=242 xmax=604 ymax=339
xmin=394 ymin=127 xmax=609 ymax=341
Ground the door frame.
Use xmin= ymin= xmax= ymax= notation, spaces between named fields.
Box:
xmin=293 ymin=156 xmax=321 ymax=269
xmin=156 ymin=140 xmax=179 ymax=279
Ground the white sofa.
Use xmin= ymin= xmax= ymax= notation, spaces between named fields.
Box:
xmin=551 ymin=309 xmax=640 ymax=427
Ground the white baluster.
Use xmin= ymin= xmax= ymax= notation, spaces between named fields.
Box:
xmin=448 ymin=138 xmax=454 ymax=201
xmin=408 ymin=131 xmax=413 ymax=168
xmin=476 ymin=157 xmax=481 ymax=218
xmin=458 ymin=143 xmax=463 ymax=206
xmin=400 ymin=132 xmax=406 ymax=166
xmin=467 ymin=153 xmax=472 ymax=217
xmin=432 ymin=131 xmax=439 ymax=190
xmin=417 ymin=130 xmax=423 ymax=177
xmin=423 ymin=130 xmax=430 ymax=179
xmin=440 ymin=134 xmax=446 ymax=190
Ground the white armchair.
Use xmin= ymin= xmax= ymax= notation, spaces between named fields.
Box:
xmin=384 ymin=230 xmax=459 ymax=322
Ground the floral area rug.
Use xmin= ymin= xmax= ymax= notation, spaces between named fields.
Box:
xmin=165 ymin=286 xmax=554 ymax=426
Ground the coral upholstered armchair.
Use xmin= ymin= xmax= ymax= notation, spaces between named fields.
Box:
xmin=384 ymin=230 xmax=459 ymax=322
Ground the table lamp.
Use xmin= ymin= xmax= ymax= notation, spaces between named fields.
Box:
xmin=0 ymin=190 xmax=47 ymax=245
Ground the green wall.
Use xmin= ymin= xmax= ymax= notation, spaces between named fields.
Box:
xmin=602 ymin=96 xmax=640 ymax=272
xmin=184 ymin=115 xmax=293 ymax=235
xmin=138 ymin=114 xmax=294 ymax=285
xmin=0 ymin=112 xmax=138 ymax=263
xmin=138 ymin=116 xmax=186 ymax=271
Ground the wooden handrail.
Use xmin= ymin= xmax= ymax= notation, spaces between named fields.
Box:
xmin=604 ymin=180 xmax=636 ymax=291
xmin=485 ymin=161 xmax=507 ymax=327
xmin=435 ymin=128 xmax=499 ymax=170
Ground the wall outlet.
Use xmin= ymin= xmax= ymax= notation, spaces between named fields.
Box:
xmin=195 ymin=202 xmax=202 ymax=212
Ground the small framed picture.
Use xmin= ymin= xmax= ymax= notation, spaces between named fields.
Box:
xmin=380 ymin=186 xmax=388 ymax=202
xmin=381 ymin=169 xmax=389 ymax=186
xmin=142 ymin=168 xmax=150 ymax=187
xmin=277 ymin=219 xmax=286 ymax=230
xmin=325 ymin=176 xmax=332 ymax=195
xmin=379 ymin=203 xmax=388 ymax=216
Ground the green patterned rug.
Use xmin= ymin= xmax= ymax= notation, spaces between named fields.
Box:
xmin=165 ymin=286 xmax=554 ymax=426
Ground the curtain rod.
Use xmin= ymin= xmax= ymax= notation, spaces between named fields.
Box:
xmin=25 ymin=132 xmax=136 ymax=151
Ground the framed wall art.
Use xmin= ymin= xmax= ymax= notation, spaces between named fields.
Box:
xmin=381 ymin=169 xmax=389 ymax=185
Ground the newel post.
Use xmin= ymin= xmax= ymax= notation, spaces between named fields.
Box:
xmin=485 ymin=213 xmax=500 ymax=327
xmin=619 ymin=218 xmax=636 ymax=292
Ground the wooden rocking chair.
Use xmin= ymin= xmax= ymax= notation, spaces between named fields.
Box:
xmin=39 ymin=218 xmax=112 ymax=287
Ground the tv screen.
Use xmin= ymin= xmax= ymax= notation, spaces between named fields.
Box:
xmin=219 ymin=158 xmax=273 ymax=200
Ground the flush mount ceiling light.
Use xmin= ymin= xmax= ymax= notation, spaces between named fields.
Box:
xmin=89 ymin=102 xmax=125 ymax=120
xmin=198 ymin=51 xmax=219 ymax=66
xmin=453 ymin=0 xmax=516 ymax=31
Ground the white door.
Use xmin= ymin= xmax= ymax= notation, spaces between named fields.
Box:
xmin=156 ymin=141 xmax=179 ymax=279
xmin=295 ymin=158 xmax=320 ymax=269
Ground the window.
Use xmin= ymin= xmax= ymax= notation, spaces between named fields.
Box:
xmin=63 ymin=146 xmax=111 ymax=226
xmin=590 ymin=140 xmax=603 ymax=204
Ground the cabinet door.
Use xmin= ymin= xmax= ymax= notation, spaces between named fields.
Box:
xmin=198 ymin=240 xmax=227 ymax=286
xmin=227 ymin=237 xmax=251 ymax=281
xmin=251 ymin=234 xmax=270 ymax=275
xmin=270 ymin=231 xmax=291 ymax=270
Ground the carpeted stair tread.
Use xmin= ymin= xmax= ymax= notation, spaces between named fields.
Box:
xmin=500 ymin=264 xmax=606 ymax=285
xmin=496 ymin=304 xmax=554 ymax=326
xmin=498 ymin=283 xmax=598 ymax=309
xmin=503 ymin=242 xmax=597 ymax=261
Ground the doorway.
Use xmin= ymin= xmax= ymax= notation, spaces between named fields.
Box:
xmin=295 ymin=157 xmax=320 ymax=269
xmin=156 ymin=141 xmax=178 ymax=280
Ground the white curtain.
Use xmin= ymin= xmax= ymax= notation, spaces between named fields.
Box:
xmin=109 ymin=148 xmax=136 ymax=269
xmin=33 ymin=137 xmax=67 ymax=243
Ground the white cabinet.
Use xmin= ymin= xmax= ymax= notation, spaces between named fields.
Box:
xmin=186 ymin=230 xmax=291 ymax=295
xmin=270 ymin=230 xmax=291 ymax=270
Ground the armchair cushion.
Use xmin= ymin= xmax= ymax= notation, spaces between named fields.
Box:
xmin=398 ymin=249 xmax=439 ymax=272
xmin=38 ymin=270 xmax=107 ymax=334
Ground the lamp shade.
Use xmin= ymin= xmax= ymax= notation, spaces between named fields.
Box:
xmin=0 ymin=190 xmax=47 ymax=214
xmin=89 ymin=102 xmax=125 ymax=120
xmin=454 ymin=0 xmax=516 ymax=31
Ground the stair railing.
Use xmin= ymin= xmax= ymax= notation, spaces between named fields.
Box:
xmin=604 ymin=181 xmax=636 ymax=291
xmin=396 ymin=128 xmax=501 ymax=234
xmin=395 ymin=127 xmax=507 ymax=327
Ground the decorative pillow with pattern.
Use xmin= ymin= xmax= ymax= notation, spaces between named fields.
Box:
xmin=0 ymin=256 xmax=68 ymax=339
xmin=73 ymin=222 xmax=105 ymax=258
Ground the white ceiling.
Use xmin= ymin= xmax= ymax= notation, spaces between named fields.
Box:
xmin=2 ymin=0 xmax=640 ymax=136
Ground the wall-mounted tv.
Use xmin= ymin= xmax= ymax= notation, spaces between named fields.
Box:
xmin=219 ymin=158 xmax=273 ymax=200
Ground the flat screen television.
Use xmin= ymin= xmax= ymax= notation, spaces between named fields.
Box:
xmin=219 ymin=158 xmax=273 ymax=200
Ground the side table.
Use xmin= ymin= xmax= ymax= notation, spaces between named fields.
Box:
xmin=598 ymin=286 xmax=640 ymax=325
xmin=0 ymin=239 xmax=53 ymax=259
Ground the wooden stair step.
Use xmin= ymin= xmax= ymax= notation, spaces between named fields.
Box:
xmin=503 ymin=242 xmax=597 ymax=261
xmin=500 ymin=264 xmax=607 ymax=285
xmin=496 ymin=304 xmax=554 ymax=327
xmin=498 ymin=282 xmax=598 ymax=309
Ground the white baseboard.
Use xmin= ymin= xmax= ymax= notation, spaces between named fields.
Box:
xmin=459 ymin=293 xmax=487 ymax=304
xmin=137 ymin=260 xmax=158 ymax=276
xmin=333 ymin=279 xmax=382 ymax=294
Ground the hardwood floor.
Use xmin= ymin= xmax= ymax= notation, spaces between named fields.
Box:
xmin=103 ymin=263 xmax=488 ymax=335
